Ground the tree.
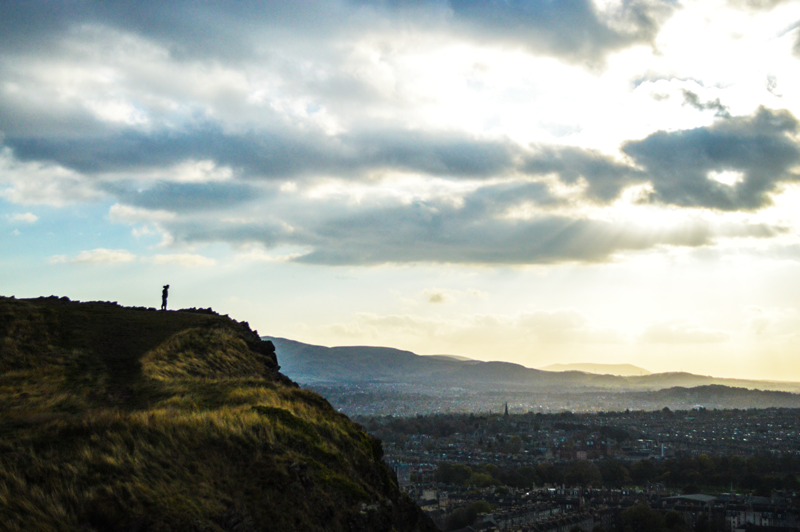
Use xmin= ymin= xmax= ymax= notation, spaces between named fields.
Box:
xmin=444 ymin=501 xmax=493 ymax=531
xmin=435 ymin=463 xmax=472 ymax=485
xmin=630 ymin=459 xmax=656 ymax=485
xmin=598 ymin=459 xmax=631 ymax=487
xmin=565 ymin=460 xmax=602 ymax=487
xmin=664 ymin=510 xmax=684 ymax=530
xmin=620 ymin=503 xmax=665 ymax=532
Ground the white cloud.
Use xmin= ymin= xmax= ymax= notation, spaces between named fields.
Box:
xmin=50 ymin=248 xmax=137 ymax=264
xmin=234 ymin=247 xmax=305 ymax=263
xmin=6 ymin=212 xmax=38 ymax=223
xmin=744 ymin=306 xmax=800 ymax=338
xmin=84 ymin=98 xmax=149 ymax=126
xmin=518 ymin=309 xmax=625 ymax=343
xmin=0 ymin=149 xmax=101 ymax=206
xmin=466 ymin=289 xmax=489 ymax=299
xmin=115 ymin=160 xmax=235 ymax=184
xmin=108 ymin=203 xmax=176 ymax=223
xmin=149 ymin=253 xmax=217 ymax=267
xmin=639 ymin=319 xmax=730 ymax=344
xmin=325 ymin=308 xmax=625 ymax=345
xmin=47 ymin=248 xmax=216 ymax=268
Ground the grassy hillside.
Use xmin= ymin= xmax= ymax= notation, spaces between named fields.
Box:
xmin=0 ymin=296 xmax=436 ymax=532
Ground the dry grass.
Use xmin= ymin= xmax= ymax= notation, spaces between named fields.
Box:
xmin=0 ymin=297 xmax=412 ymax=532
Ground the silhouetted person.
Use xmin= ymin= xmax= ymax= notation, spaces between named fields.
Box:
xmin=161 ymin=284 xmax=169 ymax=311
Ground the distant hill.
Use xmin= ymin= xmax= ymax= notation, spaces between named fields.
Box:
xmin=621 ymin=384 xmax=800 ymax=410
xmin=0 ymin=297 xmax=436 ymax=532
xmin=266 ymin=336 xmax=800 ymax=394
xmin=425 ymin=354 xmax=477 ymax=362
xmin=541 ymin=363 xmax=651 ymax=376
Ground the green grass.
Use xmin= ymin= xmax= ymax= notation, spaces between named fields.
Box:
xmin=0 ymin=297 xmax=434 ymax=532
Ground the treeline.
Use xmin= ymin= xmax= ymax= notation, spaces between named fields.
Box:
xmin=362 ymin=413 xmax=505 ymax=439
xmin=613 ymin=504 xmax=725 ymax=532
xmin=434 ymin=453 xmax=800 ymax=494
xmin=359 ymin=412 xmax=635 ymax=441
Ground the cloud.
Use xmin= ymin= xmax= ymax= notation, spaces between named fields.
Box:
xmin=0 ymin=148 xmax=102 ymax=206
xmin=443 ymin=0 xmax=677 ymax=65
xmin=325 ymin=308 xmax=625 ymax=344
xmin=4 ymin=124 xmax=521 ymax=182
xmin=795 ymin=26 xmax=800 ymax=58
xmin=149 ymin=254 xmax=217 ymax=267
xmin=50 ymin=248 xmax=137 ymax=265
xmin=522 ymin=146 xmax=644 ymax=202
xmin=108 ymin=204 xmax=176 ymax=224
xmin=286 ymin=202 xmax=775 ymax=266
xmin=518 ymin=309 xmax=624 ymax=343
xmin=6 ymin=212 xmax=38 ymax=223
xmin=622 ymin=107 xmax=800 ymax=211
xmin=420 ymin=287 xmax=487 ymax=304
xmin=639 ymin=319 xmax=730 ymax=344
xmin=727 ymin=0 xmax=794 ymax=10
xmin=48 ymin=249 xmax=217 ymax=267
xmin=1 ymin=3 xmax=797 ymax=269
xmin=424 ymin=289 xmax=456 ymax=304
xmin=0 ymin=1 xmax=677 ymax=70
xmin=109 ymin=181 xmax=261 ymax=213
xmin=327 ymin=312 xmax=451 ymax=339
xmin=681 ymin=90 xmax=731 ymax=119
xmin=744 ymin=306 xmax=800 ymax=338
xmin=143 ymin=172 xmax=783 ymax=267
xmin=234 ymin=248 xmax=305 ymax=263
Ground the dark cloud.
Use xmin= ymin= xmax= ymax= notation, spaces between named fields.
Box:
xmin=0 ymin=0 xmax=677 ymax=67
xmin=522 ymin=108 xmax=800 ymax=212
xmin=163 ymin=219 xmax=287 ymax=248
xmin=522 ymin=146 xmax=644 ymax=202
xmin=4 ymin=124 xmax=519 ymax=180
xmin=0 ymin=1 xmax=346 ymax=62
xmin=150 ymin=180 xmax=782 ymax=265
xmin=445 ymin=0 xmax=676 ymax=65
xmin=459 ymin=181 xmax=560 ymax=214
xmin=623 ymin=107 xmax=800 ymax=210
xmin=289 ymin=207 xmax=763 ymax=265
xmin=681 ymin=90 xmax=731 ymax=119
xmin=7 ymin=106 xmax=799 ymax=218
xmin=108 ymin=181 xmax=261 ymax=213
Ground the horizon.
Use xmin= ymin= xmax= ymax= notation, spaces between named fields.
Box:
xmin=265 ymin=331 xmax=800 ymax=385
xmin=3 ymin=2 xmax=800 ymax=382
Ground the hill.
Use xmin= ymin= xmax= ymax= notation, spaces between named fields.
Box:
xmin=266 ymin=337 xmax=800 ymax=393
xmin=541 ymin=363 xmax=651 ymax=376
xmin=0 ymin=296 xmax=436 ymax=532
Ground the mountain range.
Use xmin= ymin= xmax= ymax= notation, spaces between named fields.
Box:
xmin=541 ymin=363 xmax=651 ymax=376
xmin=266 ymin=336 xmax=800 ymax=394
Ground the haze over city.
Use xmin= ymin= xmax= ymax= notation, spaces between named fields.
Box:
xmin=2 ymin=1 xmax=800 ymax=381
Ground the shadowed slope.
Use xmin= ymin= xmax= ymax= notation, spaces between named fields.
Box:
xmin=0 ymin=296 xmax=436 ymax=532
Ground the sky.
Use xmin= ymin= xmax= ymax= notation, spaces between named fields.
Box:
xmin=2 ymin=0 xmax=800 ymax=381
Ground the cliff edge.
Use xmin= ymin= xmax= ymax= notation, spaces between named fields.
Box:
xmin=0 ymin=296 xmax=437 ymax=532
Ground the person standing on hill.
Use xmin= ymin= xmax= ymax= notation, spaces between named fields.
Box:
xmin=161 ymin=284 xmax=169 ymax=311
